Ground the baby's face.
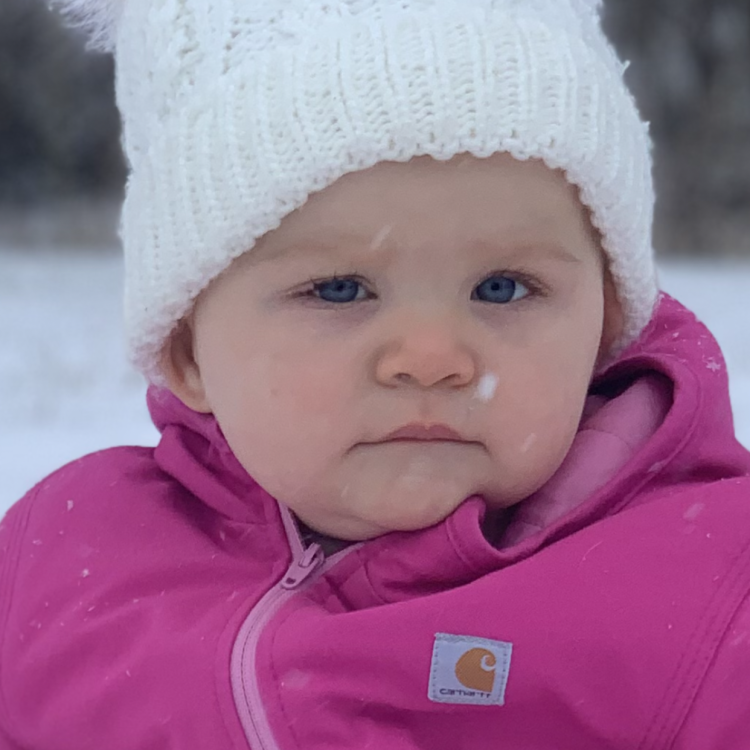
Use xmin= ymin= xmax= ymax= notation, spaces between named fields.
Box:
xmin=166 ymin=153 xmax=615 ymax=540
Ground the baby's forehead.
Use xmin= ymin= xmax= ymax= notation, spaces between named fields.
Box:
xmin=246 ymin=155 xmax=597 ymax=268
xmin=245 ymin=223 xmax=589 ymax=273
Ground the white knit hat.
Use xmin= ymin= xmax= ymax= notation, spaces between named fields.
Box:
xmin=55 ymin=0 xmax=657 ymax=382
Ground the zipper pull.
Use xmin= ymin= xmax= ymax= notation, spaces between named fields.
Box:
xmin=281 ymin=543 xmax=325 ymax=590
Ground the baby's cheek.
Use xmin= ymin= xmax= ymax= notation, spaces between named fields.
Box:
xmin=228 ymin=428 xmax=321 ymax=502
xmin=257 ymin=346 xmax=349 ymax=418
xmin=290 ymin=372 xmax=344 ymax=416
xmin=483 ymin=398 xmax=582 ymax=496
xmin=526 ymin=410 xmax=582 ymax=475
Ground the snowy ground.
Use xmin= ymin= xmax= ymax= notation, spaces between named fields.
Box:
xmin=1 ymin=248 xmax=749 ymax=517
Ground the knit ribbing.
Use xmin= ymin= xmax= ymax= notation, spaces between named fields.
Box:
xmin=69 ymin=0 xmax=656 ymax=380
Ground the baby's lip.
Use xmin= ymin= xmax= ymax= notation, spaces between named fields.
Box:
xmin=380 ymin=423 xmax=469 ymax=442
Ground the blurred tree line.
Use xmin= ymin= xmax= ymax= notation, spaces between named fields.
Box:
xmin=0 ymin=0 xmax=124 ymax=205
xmin=1 ymin=0 xmax=749 ymax=254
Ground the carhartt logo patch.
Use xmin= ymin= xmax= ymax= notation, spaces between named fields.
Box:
xmin=428 ymin=633 xmax=512 ymax=706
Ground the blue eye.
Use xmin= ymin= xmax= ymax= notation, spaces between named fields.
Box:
xmin=312 ymin=277 xmax=367 ymax=304
xmin=473 ymin=275 xmax=529 ymax=304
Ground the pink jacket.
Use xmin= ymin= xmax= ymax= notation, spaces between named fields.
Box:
xmin=2 ymin=294 xmax=750 ymax=750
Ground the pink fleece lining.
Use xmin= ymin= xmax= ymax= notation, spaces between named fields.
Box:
xmin=499 ymin=374 xmax=673 ymax=548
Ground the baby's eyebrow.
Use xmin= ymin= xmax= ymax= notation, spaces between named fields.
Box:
xmin=253 ymin=234 xmax=585 ymax=267
xmin=250 ymin=232 xmax=369 ymax=266
xmin=466 ymin=239 xmax=585 ymax=265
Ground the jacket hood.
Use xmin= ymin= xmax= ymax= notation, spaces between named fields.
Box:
xmin=148 ymin=387 xmax=280 ymax=526
xmin=147 ymin=293 xmax=750 ymax=548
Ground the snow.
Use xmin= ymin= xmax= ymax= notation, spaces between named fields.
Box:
xmin=475 ymin=373 xmax=500 ymax=402
xmin=0 ymin=248 xmax=158 ymax=516
xmin=1 ymin=249 xmax=749 ymax=517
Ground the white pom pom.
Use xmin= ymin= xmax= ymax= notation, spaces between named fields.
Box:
xmin=569 ymin=0 xmax=603 ymax=18
xmin=49 ymin=0 xmax=124 ymax=52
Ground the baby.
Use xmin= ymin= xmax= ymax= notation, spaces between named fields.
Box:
xmin=2 ymin=1 xmax=750 ymax=748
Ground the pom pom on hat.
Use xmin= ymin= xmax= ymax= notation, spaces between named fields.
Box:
xmin=49 ymin=0 xmax=123 ymax=51
xmin=54 ymin=0 xmax=657 ymax=382
xmin=570 ymin=0 xmax=603 ymax=11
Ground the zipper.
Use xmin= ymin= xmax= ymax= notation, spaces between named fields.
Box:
xmin=230 ymin=505 xmax=359 ymax=750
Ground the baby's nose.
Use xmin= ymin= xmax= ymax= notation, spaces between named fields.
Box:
xmin=374 ymin=325 xmax=478 ymax=390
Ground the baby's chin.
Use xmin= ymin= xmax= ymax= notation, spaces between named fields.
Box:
xmin=294 ymin=482 xmax=487 ymax=542
xmin=299 ymin=510 xmax=453 ymax=543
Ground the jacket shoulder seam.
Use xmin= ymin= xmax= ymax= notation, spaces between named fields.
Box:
xmin=639 ymin=519 xmax=750 ymax=749
xmin=674 ymin=583 xmax=750 ymax=748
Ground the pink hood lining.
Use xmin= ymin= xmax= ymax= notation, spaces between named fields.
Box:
xmin=498 ymin=372 xmax=673 ymax=548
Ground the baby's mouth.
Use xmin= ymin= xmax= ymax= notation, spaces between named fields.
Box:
xmin=380 ymin=423 xmax=471 ymax=443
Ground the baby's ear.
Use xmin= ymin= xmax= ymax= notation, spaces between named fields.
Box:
xmin=597 ymin=267 xmax=625 ymax=365
xmin=160 ymin=316 xmax=213 ymax=414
